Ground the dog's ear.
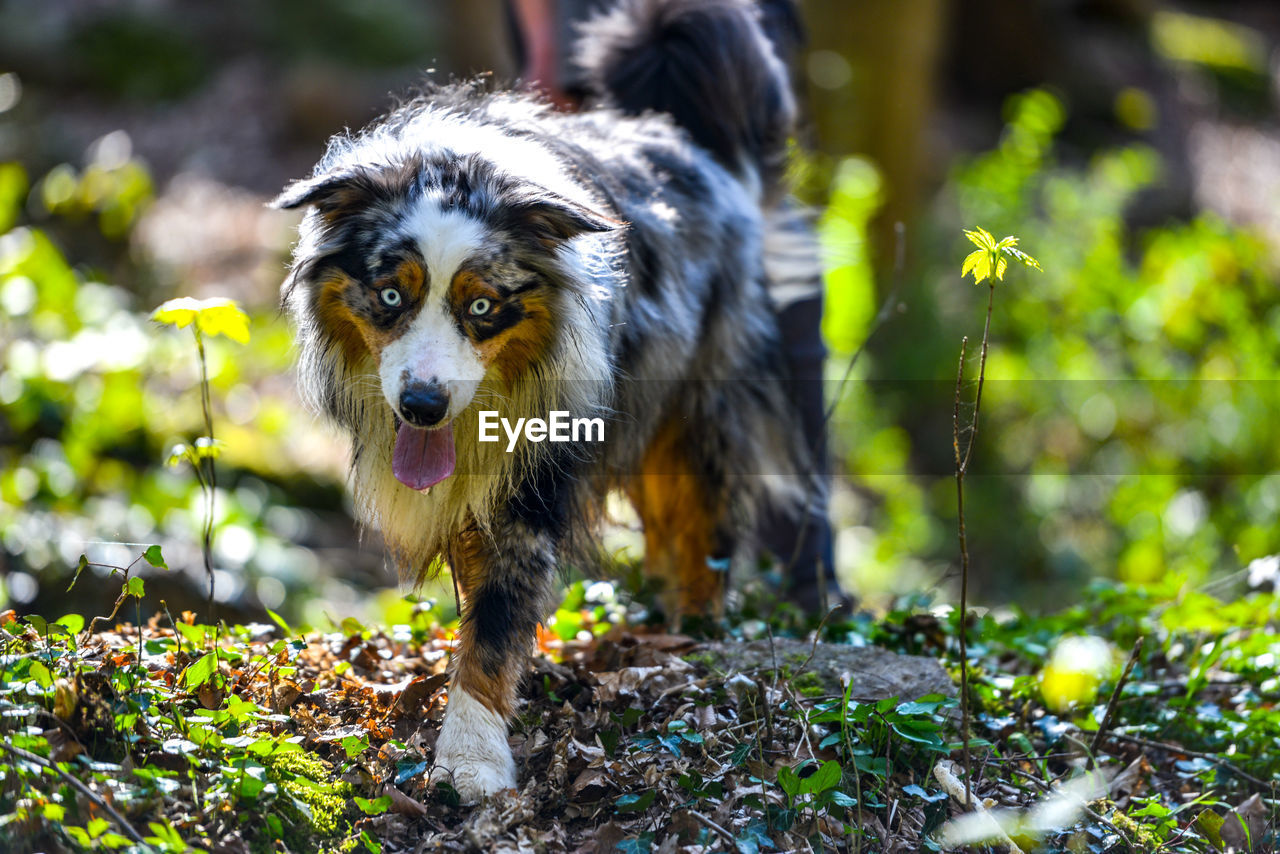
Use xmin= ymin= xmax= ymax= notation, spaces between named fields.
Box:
xmin=271 ymin=168 xmax=387 ymax=216
xmin=507 ymin=189 xmax=620 ymax=246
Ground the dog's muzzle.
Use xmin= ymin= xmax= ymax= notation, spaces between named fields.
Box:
xmin=399 ymin=379 xmax=450 ymax=427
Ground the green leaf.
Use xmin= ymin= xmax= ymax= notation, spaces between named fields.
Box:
xmin=355 ymin=795 xmax=391 ymax=815
xmin=184 ymin=652 xmax=218 ymax=689
xmin=902 ymin=783 xmax=948 ymax=802
xmin=124 ymin=576 xmax=145 ymax=598
xmin=777 ymin=764 xmax=801 ymax=798
xmin=55 ymin=614 xmax=85 ymax=634
xmin=614 ymin=790 xmax=656 ymax=813
xmin=1193 ymin=809 xmax=1226 ymax=851
xmin=267 ymin=608 xmax=293 ymax=638
xmin=896 ymin=695 xmax=948 ymax=715
xmin=29 ymin=660 xmax=53 ymax=688
xmin=615 ymin=834 xmax=654 ymax=854
xmin=175 ymin=622 xmax=207 ymax=647
xmin=803 ymin=759 xmax=842 ymax=794
xmin=25 ymin=614 xmax=48 ymax=635
xmin=341 ymin=735 xmax=369 ymax=758
xmin=143 ymin=545 xmax=167 ymax=570
xmin=829 ymin=790 xmax=857 ymax=807
xmin=68 ymin=555 xmax=90 ymax=592
xmin=361 ymin=830 xmax=383 ymax=854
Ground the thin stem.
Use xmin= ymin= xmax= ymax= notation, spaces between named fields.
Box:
xmin=952 ymin=337 xmax=972 ymax=804
xmin=1090 ymin=635 xmax=1144 ymax=758
xmin=950 ymin=281 xmax=996 ymax=805
xmin=194 ymin=328 xmax=216 ymax=618
xmin=960 ymin=283 xmax=996 ymax=472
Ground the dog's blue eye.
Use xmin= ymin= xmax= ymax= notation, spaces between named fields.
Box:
xmin=469 ymin=298 xmax=492 ymax=316
xmin=380 ymin=288 xmax=402 ymax=308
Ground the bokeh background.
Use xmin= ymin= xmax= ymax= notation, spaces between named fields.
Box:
xmin=1 ymin=0 xmax=1277 ymax=626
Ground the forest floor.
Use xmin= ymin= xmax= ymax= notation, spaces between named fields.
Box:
xmin=2 ymin=568 xmax=1279 ymax=853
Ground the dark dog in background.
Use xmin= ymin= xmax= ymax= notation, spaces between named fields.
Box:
xmin=275 ymin=0 xmax=816 ymax=801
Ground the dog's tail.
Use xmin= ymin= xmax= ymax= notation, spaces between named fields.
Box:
xmin=576 ymin=0 xmax=796 ymax=199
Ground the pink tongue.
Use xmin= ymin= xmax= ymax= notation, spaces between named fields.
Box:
xmin=393 ymin=423 xmax=456 ymax=491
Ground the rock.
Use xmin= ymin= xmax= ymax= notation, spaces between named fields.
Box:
xmin=692 ymin=638 xmax=953 ymax=700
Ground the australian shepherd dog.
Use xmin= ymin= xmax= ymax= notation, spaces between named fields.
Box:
xmin=275 ymin=0 xmax=814 ymax=801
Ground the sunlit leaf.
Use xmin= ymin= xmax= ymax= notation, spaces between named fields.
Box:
xmin=30 ymin=660 xmax=53 ymax=688
xmin=143 ymin=545 xmax=167 ymax=570
xmin=184 ymin=652 xmax=218 ymax=688
xmin=56 ymin=614 xmax=85 ymax=634
xmin=355 ymin=795 xmax=391 ymax=815
xmin=151 ymin=297 xmax=250 ymax=343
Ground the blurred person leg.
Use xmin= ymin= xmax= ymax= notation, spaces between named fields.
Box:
xmin=760 ymin=200 xmax=842 ymax=615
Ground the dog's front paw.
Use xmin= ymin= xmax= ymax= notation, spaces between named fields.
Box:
xmin=430 ymin=689 xmax=517 ymax=804
xmin=429 ymin=753 xmax=516 ymax=803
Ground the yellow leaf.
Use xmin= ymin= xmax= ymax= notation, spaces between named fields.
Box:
xmin=151 ymin=297 xmax=202 ymax=330
xmin=996 ymin=257 xmax=1008 ymax=281
xmin=151 ymin=297 xmax=250 ymax=344
xmin=963 ymin=228 xmax=995 ymax=252
xmin=961 ymin=249 xmax=984 ymax=280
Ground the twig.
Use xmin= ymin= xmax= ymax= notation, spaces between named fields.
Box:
xmin=688 ymin=809 xmax=735 ymax=846
xmin=1103 ymin=732 xmax=1272 ymax=790
xmin=0 ymin=741 xmax=154 ymax=850
xmin=933 ymin=759 xmax=1025 ymax=854
xmin=1090 ymin=636 xmax=1144 ymax=757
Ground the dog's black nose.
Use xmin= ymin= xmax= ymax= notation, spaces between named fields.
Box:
xmin=399 ymin=380 xmax=450 ymax=427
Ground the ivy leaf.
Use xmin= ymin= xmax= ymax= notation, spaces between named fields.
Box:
xmin=151 ymin=297 xmax=250 ymax=343
xmin=124 ymin=577 xmax=145 ymax=599
xmin=615 ymin=834 xmax=654 ymax=854
xmin=614 ymin=790 xmax=656 ymax=813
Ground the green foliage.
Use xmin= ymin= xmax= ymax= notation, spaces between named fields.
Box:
xmin=0 ymin=157 xmax=344 ymax=623
xmin=829 ymin=87 xmax=1280 ymax=605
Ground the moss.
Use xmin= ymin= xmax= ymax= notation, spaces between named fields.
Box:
xmin=680 ymin=651 xmax=719 ymax=670
xmin=264 ymin=750 xmax=353 ymax=841
xmin=792 ymin=670 xmax=826 ymax=698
